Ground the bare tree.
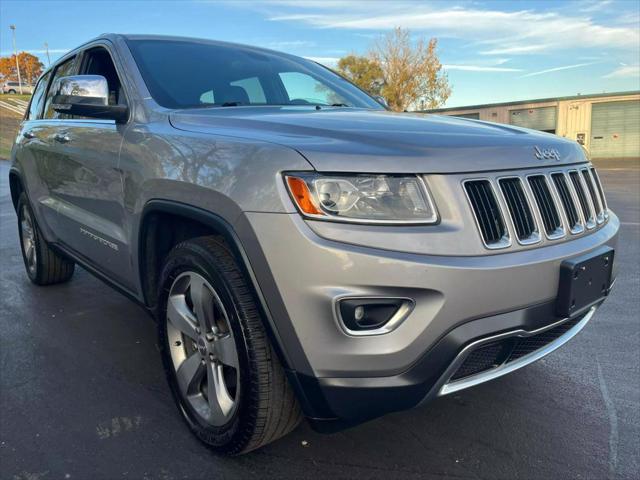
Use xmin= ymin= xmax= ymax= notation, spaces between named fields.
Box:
xmin=371 ymin=27 xmax=451 ymax=111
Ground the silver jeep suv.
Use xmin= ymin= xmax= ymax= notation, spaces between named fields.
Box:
xmin=9 ymin=34 xmax=619 ymax=455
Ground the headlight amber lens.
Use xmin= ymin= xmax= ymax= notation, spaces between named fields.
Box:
xmin=285 ymin=173 xmax=438 ymax=224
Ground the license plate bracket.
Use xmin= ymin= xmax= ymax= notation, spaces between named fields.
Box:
xmin=556 ymin=246 xmax=614 ymax=318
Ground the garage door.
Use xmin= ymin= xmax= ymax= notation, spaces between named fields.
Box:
xmin=590 ymin=100 xmax=640 ymax=159
xmin=510 ymin=106 xmax=557 ymax=133
xmin=451 ymin=112 xmax=480 ymax=119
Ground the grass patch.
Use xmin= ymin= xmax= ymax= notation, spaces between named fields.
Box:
xmin=0 ymin=107 xmax=22 ymax=160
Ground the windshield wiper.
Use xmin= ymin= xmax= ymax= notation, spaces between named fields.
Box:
xmin=330 ymin=103 xmax=351 ymax=107
xmin=220 ymin=101 xmax=243 ymax=107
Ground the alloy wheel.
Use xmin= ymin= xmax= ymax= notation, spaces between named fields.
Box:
xmin=166 ymin=271 xmax=240 ymax=426
xmin=20 ymin=205 xmax=37 ymax=275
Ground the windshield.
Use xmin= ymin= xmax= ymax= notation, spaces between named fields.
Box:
xmin=126 ymin=38 xmax=384 ymax=110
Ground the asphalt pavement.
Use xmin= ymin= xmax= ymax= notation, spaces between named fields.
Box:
xmin=1 ymin=159 xmax=638 ymax=480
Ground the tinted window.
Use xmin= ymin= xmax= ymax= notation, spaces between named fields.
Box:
xmin=43 ymin=56 xmax=77 ymax=119
xmin=26 ymin=72 xmax=50 ymax=120
xmin=279 ymin=72 xmax=347 ymax=105
xmin=81 ymin=47 xmax=126 ymax=106
xmin=126 ymin=39 xmax=382 ymax=110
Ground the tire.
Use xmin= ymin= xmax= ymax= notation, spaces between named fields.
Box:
xmin=17 ymin=193 xmax=75 ymax=285
xmin=157 ymin=236 xmax=301 ymax=455
xmin=8 ymin=89 xmax=16 ymax=94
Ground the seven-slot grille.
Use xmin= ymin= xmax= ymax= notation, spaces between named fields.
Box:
xmin=498 ymin=178 xmax=537 ymax=242
xmin=465 ymin=166 xmax=607 ymax=249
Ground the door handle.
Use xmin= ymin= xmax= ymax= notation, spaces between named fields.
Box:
xmin=23 ymin=131 xmax=35 ymax=139
xmin=54 ymin=133 xmax=71 ymax=143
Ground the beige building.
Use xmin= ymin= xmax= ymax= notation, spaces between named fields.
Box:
xmin=423 ymin=91 xmax=640 ymax=159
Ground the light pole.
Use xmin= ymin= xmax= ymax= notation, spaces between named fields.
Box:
xmin=9 ymin=25 xmax=23 ymax=94
xmin=44 ymin=42 xmax=51 ymax=66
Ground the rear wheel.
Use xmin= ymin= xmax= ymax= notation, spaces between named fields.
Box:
xmin=157 ymin=236 xmax=301 ymax=454
xmin=17 ymin=193 xmax=75 ymax=285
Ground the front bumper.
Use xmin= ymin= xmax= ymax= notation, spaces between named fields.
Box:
xmin=235 ymin=210 xmax=619 ymax=429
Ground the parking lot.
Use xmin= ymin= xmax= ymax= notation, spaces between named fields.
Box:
xmin=0 ymin=159 xmax=638 ymax=480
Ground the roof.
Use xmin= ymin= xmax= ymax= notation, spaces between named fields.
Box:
xmin=421 ymin=91 xmax=640 ymax=113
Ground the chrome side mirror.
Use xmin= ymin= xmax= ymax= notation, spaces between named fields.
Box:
xmin=52 ymin=75 xmax=128 ymax=122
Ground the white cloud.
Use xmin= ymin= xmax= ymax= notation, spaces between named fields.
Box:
xmin=479 ymin=44 xmax=551 ymax=56
xmin=581 ymin=0 xmax=613 ymax=13
xmin=264 ymin=4 xmax=639 ymax=54
xmin=603 ymin=65 xmax=640 ymax=79
xmin=520 ymin=62 xmax=596 ymax=78
xmin=443 ymin=65 xmax=522 ymax=72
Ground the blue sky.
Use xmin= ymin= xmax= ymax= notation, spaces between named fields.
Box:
xmin=1 ymin=0 xmax=638 ymax=107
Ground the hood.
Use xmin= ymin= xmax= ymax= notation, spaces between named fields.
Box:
xmin=169 ymin=106 xmax=586 ymax=173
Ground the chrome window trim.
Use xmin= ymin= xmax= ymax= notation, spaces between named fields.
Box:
xmin=496 ymin=175 xmax=541 ymax=245
xmin=462 ymin=178 xmax=512 ymax=250
xmin=438 ymin=306 xmax=597 ymax=396
xmin=525 ymin=173 xmax=566 ymax=240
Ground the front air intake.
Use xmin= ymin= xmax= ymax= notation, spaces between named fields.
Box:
xmin=464 ymin=180 xmax=508 ymax=247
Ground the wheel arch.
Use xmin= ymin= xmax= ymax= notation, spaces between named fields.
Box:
xmin=138 ymin=200 xmax=297 ymax=373
xmin=9 ymin=167 xmax=24 ymax=211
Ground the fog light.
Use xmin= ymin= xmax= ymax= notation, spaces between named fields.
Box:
xmin=337 ymin=298 xmax=414 ymax=335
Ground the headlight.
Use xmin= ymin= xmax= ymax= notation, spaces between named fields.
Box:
xmin=284 ymin=173 xmax=438 ymax=224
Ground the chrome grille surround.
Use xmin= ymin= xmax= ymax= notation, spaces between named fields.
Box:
xmin=464 ymin=164 xmax=608 ymax=250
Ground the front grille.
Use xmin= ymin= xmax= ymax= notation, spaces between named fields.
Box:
xmin=551 ymin=173 xmax=581 ymax=231
xmin=569 ymin=170 xmax=594 ymax=225
xmin=581 ymin=169 xmax=603 ymax=220
xmin=464 ymin=166 xmax=608 ymax=249
xmin=450 ymin=316 xmax=583 ymax=381
xmin=499 ymin=178 xmax=537 ymax=242
xmin=464 ymin=180 xmax=507 ymax=246
xmin=527 ymin=175 xmax=563 ymax=237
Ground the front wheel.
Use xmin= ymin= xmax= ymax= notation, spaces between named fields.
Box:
xmin=157 ymin=236 xmax=301 ymax=454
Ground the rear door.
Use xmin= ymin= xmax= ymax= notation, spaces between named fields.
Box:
xmin=33 ymin=45 xmax=134 ymax=289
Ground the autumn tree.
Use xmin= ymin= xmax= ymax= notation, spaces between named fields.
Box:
xmin=373 ymin=28 xmax=450 ymax=111
xmin=337 ymin=55 xmax=384 ymax=97
xmin=336 ymin=28 xmax=451 ymax=111
xmin=0 ymin=52 xmax=44 ymax=85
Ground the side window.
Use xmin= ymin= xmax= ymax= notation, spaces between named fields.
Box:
xmin=198 ymin=77 xmax=266 ymax=106
xmin=278 ymin=71 xmax=346 ymax=106
xmin=26 ymin=72 xmax=50 ymax=120
xmin=81 ymin=47 xmax=126 ymax=106
xmin=230 ymin=77 xmax=266 ymax=103
xmin=43 ymin=57 xmax=77 ymax=119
